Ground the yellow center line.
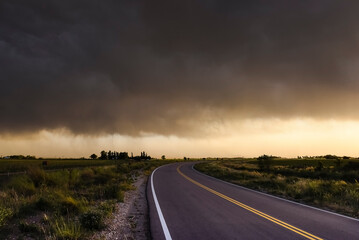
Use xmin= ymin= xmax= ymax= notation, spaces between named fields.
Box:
xmin=177 ymin=165 xmax=324 ymax=240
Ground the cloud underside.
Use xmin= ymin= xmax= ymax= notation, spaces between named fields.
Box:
xmin=1 ymin=0 xmax=359 ymax=136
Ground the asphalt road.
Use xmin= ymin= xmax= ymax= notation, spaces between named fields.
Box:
xmin=148 ymin=162 xmax=359 ymax=240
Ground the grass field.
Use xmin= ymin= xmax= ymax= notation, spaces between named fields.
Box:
xmin=0 ymin=159 xmax=179 ymax=239
xmin=0 ymin=159 xmax=121 ymax=174
xmin=195 ymin=158 xmax=359 ymax=218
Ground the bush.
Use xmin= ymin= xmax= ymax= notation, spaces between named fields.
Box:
xmin=93 ymin=169 xmax=115 ymax=185
xmin=47 ymin=170 xmax=70 ymax=188
xmin=117 ymin=163 xmax=130 ymax=174
xmin=61 ymin=196 xmax=87 ymax=215
xmin=7 ymin=175 xmax=36 ymax=196
xmin=18 ymin=201 xmax=38 ymax=216
xmin=27 ymin=167 xmax=46 ymax=187
xmin=80 ymin=210 xmax=105 ymax=230
xmin=80 ymin=168 xmax=95 ymax=185
xmin=0 ymin=207 xmax=13 ymax=228
xmin=35 ymin=191 xmax=87 ymax=215
xmin=98 ymin=201 xmax=116 ymax=217
xmin=103 ymin=184 xmax=122 ymax=200
xmin=36 ymin=195 xmax=55 ymax=211
xmin=93 ymin=184 xmax=124 ymax=201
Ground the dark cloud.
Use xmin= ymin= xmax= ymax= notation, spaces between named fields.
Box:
xmin=1 ymin=0 xmax=359 ymax=136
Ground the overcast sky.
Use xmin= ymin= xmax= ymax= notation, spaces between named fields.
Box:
xmin=1 ymin=1 xmax=359 ymax=157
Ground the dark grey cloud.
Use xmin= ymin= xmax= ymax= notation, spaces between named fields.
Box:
xmin=1 ymin=0 xmax=359 ymax=136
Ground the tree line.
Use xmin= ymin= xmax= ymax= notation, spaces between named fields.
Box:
xmin=90 ymin=151 xmax=151 ymax=160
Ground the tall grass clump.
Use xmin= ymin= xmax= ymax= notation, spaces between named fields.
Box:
xmin=7 ymin=175 xmax=36 ymax=196
xmin=51 ymin=217 xmax=82 ymax=240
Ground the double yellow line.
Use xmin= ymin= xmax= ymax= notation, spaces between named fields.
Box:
xmin=177 ymin=165 xmax=323 ymax=240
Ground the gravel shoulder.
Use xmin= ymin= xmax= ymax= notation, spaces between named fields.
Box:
xmin=91 ymin=175 xmax=149 ymax=240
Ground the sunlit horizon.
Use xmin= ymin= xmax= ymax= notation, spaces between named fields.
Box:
xmin=2 ymin=118 xmax=359 ymax=159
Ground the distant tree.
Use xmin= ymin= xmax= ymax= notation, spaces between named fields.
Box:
xmin=7 ymin=155 xmax=36 ymax=159
xmin=161 ymin=155 xmax=166 ymax=160
xmin=324 ymin=154 xmax=338 ymax=160
xmin=100 ymin=150 xmax=107 ymax=160
xmin=184 ymin=157 xmax=187 ymax=160
xmin=119 ymin=152 xmax=129 ymax=160
xmin=90 ymin=154 xmax=97 ymax=159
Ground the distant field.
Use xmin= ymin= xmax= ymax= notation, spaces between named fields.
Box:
xmin=0 ymin=159 xmax=119 ymax=174
xmin=246 ymin=158 xmax=359 ymax=167
xmin=195 ymin=158 xmax=359 ymax=218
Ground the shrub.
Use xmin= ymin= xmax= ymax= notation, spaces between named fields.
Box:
xmin=35 ymin=191 xmax=87 ymax=215
xmin=27 ymin=167 xmax=46 ymax=187
xmin=18 ymin=201 xmax=38 ymax=216
xmin=7 ymin=175 xmax=36 ymax=196
xmin=98 ymin=201 xmax=116 ymax=217
xmin=93 ymin=169 xmax=115 ymax=185
xmin=80 ymin=210 xmax=105 ymax=230
xmin=117 ymin=163 xmax=130 ymax=174
xmin=103 ymin=184 xmax=122 ymax=200
xmin=36 ymin=195 xmax=55 ymax=211
xmin=0 ymin=207 xmax=13 ymax=228
xmin=92 ymin=184 xmax=124 ymax=201
xmin=60 ymin=196 xmax=87 ymax=215
xmin=47 ymin=170 xmax=70 ymax=188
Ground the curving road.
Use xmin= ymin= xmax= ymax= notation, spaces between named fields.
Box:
xmin=147 ymin=162 xmax=359 ymax=240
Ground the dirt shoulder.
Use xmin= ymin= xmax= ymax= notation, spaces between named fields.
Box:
xmin=91 ymin=175 xmax=150 ymax=240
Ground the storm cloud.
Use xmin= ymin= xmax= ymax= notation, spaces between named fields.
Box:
xmin=1 ymin=0 xmax=359 ymax=136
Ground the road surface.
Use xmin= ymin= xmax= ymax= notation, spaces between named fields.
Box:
xmin=148 ymin=162 xmax=359 ymax=240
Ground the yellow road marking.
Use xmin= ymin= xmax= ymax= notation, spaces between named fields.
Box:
xmin=177 ymin=165 xmax=323 ymax=240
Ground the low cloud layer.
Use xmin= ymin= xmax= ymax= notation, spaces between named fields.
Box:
xmin=2 ymin=0 xmax=359 ymax=136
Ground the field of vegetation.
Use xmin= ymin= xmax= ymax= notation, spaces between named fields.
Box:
xmin=0 ymin=159 xmax=177 ymax=239
xmin=195 ymin=157 xmax=359 ymax=218
xmin=0 ymin=159 xmax=119 ymax=174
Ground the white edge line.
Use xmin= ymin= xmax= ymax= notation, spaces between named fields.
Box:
xmin=191 ymin=163 xmax=359 ymax=222
xmin=151 ymin=166 xmax=173 ymax=240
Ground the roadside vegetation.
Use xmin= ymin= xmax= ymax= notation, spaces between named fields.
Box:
xmin=195 ymin=156 xmax=359 ymax=218
xmin=0 ymin=159 xmax=119 ymax=174
xmin=0 ymin=159 xmax=177 ymax=239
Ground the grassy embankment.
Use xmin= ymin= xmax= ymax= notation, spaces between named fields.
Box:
xmin=195 ymin=158 xmax=359 ymax=218
xmin=0 ymin=159 xmax=178 ymax=239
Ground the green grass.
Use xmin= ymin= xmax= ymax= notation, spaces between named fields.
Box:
xmin=0 ymin=158 xmax=180 ymax=239
xmin=195 ymin=158 xmax=359 ymax=218
xmin=0 ymin=159 xmax=119 ymax=173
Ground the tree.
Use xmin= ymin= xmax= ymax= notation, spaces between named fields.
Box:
xmin=90 ymin=154 xmax=97 ymax=159
xmin=161 ymin=155 xmax=166 ymax=160
xmin=100 ymin=150 xmax=107 ymax=160
xmin=119 ymin=152 xmax=129 ymax=160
